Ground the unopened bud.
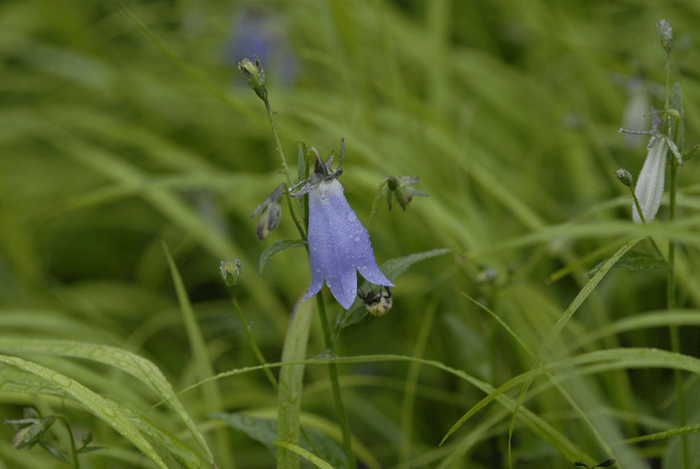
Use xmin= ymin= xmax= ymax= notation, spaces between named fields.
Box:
xmin=615 ymin=168 xmax=634 ymax=187
xmin=220 ymin=260 xmax=242 ymax=288
xmin=238 ymin=56 xmax=267 ymax=102
xmin=251 ymin=184 xmax=284 ymax=240
xmin=657 ymin=19 xmax=672 ymax=55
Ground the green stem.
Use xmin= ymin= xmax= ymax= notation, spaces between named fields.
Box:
xmin=667 ymin=109 xmax=688 ymax=469
xmin=231 ymin=295 xmax=278 ymax=392
xmin=56 ymin=415 xmax=81 ymax=469
xmin=628 ymin=186 xmax=664 ymax=259
xmin=264 ymin=98 xmax=306 ymax=238
xmin=315 ymin=294 xmax=356 ymax=469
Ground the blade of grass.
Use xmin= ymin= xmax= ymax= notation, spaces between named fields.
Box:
xmin=505 ymin=236 xmax=641 ymax=468
xmin=163 ymin=242 xmax=229 ymax=469
xmin=0 ymin=354 xmax=169 ymax=469
xmin=273 ymin=441 xmax=336 ymax=469
xmin=0 ymin=336 xmax=214 ymax=462
xmin=277 ymin=300 xmax=314 ymax=469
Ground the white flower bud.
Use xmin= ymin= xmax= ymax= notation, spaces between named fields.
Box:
xmin=632 ymin=139 xmax=668 ymax=223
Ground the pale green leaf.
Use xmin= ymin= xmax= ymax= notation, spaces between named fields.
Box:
xmin=259 ymin=239 xmax=307 ymax=273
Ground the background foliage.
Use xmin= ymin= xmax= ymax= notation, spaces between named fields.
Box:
xmin=2 ymin=0 xmax=700 ymax=468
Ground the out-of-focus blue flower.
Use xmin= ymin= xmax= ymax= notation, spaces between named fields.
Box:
xmin=292 ymin=142 xmax=393 ymax=309
xmin=223 ymin=5 xmax=298 ymax=87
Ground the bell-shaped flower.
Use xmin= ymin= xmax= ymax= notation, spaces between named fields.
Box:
xmin=292 ymin=140 xmax=393 ymax=309
xmin=632 ymin=137 xmax=668 ymax=224
xmin=622 ymin=108 xmax=682 ymax=224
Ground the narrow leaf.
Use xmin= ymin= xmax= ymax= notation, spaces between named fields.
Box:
xmin=278 ymin=300 xmax=314 ymax=469
xmin=0 ymin=354 xmax=169 ymax=469
xmin=0 ymin=337 xmax=212 ymax=461
xmin=214 ymin=413 xmax=347 ymax=469
xmin=333 ymin=248 xmax=451 ymax=336
xmin=260 ymin=239 xmax=307 ymax=273
xmin=582 ymin=249 xmax=666 ymax=278
xmin=273 ymin=441 xmax=336 ymax=469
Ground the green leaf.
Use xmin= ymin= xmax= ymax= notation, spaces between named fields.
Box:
xmin=39 ymin=441 xmax=70 ymax=463
xmin=214 ymin=413 xmax=277 ymax=453
xmin=333 ymin=248 xmax=451 ymax=337
xmin=214 ymin=413 xmax=347 ymax=469
xmin=0 ymin=354 xmax=170 ymax=469
xmin=272 ymin=441 xmax=336 ymax=469
xmin=121 ymin=406 xmax=201 ymax=469
xmin=0 ymin=336 xmax=212 ymax=463
xmin=278 ymin=300 xmax=314 ymax=469
xmin=682 ymin=144 xmax=700 ymax=163
xmin=583 ymin=249 xmax=666 ymax=278
xmin=260 ymin=239 xmax=307 ymax=273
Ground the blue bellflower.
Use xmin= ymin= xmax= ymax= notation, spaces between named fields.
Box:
xmin=292 ymin=141 xmax=393 ymax=309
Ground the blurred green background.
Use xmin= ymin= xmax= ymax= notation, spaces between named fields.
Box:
xmin=2 ymin=0 xmax=700 ymax=468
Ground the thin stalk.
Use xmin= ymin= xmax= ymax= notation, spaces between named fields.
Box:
xmin=230 ymin=295 xmax=278 ymax=392
xmin=667 ymin=111 xmax=688 ymax=469
xmin=262 ymin=96 xmax=305 ymax=238
xmin=316 ymin=294 xmax=356 ymax=469
xmin=56 ymin=415 xmax=81 ymax=469
xmin=628 ymin=186 xmax=664 ymax=258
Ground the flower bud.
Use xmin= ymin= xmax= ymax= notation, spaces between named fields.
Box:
xmin=615 ymin=168 xmax=634 ymax=187
xmin=633 ymin=138 xmax=668 ymax=224
xmin=238 ymin=56 xmax=267 ymax=102
xmin=251 ymin=184 xmax=284 ymax=240
xmin=382 ymin=176 xmax=428 ymax=211
xmin=657 ymin=19 xmax=672 ymax=56
xmin=220 ymin=260 xmax=242 ymax=288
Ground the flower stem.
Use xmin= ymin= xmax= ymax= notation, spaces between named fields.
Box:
xmin=628 ymin=186 xmax=664 ymax=259
xmin=263 ymin=98 xmax=306 ymax=238
xmin=230 ymin=295 xmax=278 ymax=392
xmin=315 ymin=294 xmax=356 ymax=469
xmin=56 ymin=414 xmax=81 ymax=469
xmin=667 ymin=105 xmax=688 ymax=469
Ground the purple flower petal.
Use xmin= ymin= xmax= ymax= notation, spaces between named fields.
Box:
xmin=302 ymin=180 xmax=393 ymax=309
